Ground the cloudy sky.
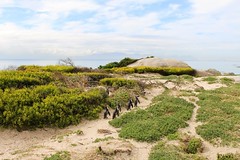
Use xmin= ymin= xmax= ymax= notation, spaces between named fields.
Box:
xmin=0 ymin=0 xmax=239 ymax=61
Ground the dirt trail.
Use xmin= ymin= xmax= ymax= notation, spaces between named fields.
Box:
xmin=0 ymin=87 xmax=164 ymax=160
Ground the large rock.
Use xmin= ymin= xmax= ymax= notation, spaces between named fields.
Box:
xmin=128 ymin=57 xmax=190 ymax=68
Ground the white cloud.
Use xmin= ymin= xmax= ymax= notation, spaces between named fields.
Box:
xmin=0 ymin=0 xmax=240 ymax=61
xmin=189 ymin=0 xmax=234 ymax=14
xmin=0 ymin=0 xmax=14 ymax=16
xmin=0 ymin=0 xmax=14 ymax=6
xmin=169 ymin=4 xmax=180 ymax=11
xmin=108 ymin=13 xmax=160 ymax=35
xmin=39 ymin=0 xmax=100 ymax=15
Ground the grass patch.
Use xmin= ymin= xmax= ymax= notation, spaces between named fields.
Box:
xmin=109 ymin=95 xmax=194 ymax=142
xmin=167 ymin=133 xmax=180 ymax=140
xmin=180 ymin=75 xmax=194 ymax=82
xmin=197 ymin=84 xmax=240 ymax=146
xmin=149 ymin=141 xmax=206 ymax=160
xmin=93 ymin=136 xmax=114 ymax=143
xmin=202 ymin=76 xmax=218 ymax=84
xmin=220 ymin=77 xmax=234 ymax=85
xmin=217 ymin=153 xmax=240 ymax=160
xmin=44 ymin=151 xmax=71 ymax=160
xmin=52 ymin=130 xmax=83 ymax=143
xmin=179 ymin=90 xmax=196 ymax=97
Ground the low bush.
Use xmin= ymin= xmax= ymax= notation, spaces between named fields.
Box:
xmin=98 ymin=57 xmax=138 ymax=69
xmin=100 ymin=78 xmax=138 ymax=88
xmin=78 ymin=72 xmax=112 ymax=81
xmin=185 ymin=138 xmax=202 ymax=154
xmin=0 ymin=86 xmax=107 ymax=130
xmin=111 ymin=66 xmax=195 ymax=76
xmin=0 ymin=71 xmax=53 ymax=89
xmin=107 ymin=88 xmax=132 ymax=108
xmin=18 ymin=65 xmax=76 ymax=73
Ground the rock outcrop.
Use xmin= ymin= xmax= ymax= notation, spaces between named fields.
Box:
xmin=128 ymin=57 xmax=191 ymax=68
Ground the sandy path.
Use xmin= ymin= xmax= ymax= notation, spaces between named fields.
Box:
xmin=0 ymin=87 xmax=164 ymax=160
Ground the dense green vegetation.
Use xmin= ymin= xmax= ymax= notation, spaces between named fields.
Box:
xmin=17 ymin=65 xmax=77 ymax=73
xmin=0 ymin=86 xmax=107 ymax=130
xmin=196 ymin=84 xmax=240 ymax=146
xmin=100 ymin=78 xmax=138 ymax=88
xmin=0 ymin=66 xmax=145 ymax=130
xmin=107 ymin=88 xmax=132 ymax=107
xmin=98 ymin=57 xmax=138 ymax=69
xmin=0 ymin=71 xmax=53 ymax=90
xmin=111 ymin=66 xmax=195 ymax=75
xmin=109 ymin=94 xmax=194 ymax=142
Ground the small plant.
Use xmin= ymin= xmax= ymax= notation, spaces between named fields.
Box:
xmin=71 ymin=144 xmax=77 ymax=147
xmin=217 ymin=153 xmax=240 ymax=160
xmin=185 ymin=138 xmax=202 ymax=154
xmin=93 ymin=136 xmax=114 ymax=143
xmin=44 ymin=151 xmax=71 ymax=160
xmin=74 ymin=130 xmax=83 ymax=135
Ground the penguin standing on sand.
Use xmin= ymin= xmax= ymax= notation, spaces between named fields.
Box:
xmin=127 ymin=99 xmax=134 ymax=110
xmin=103 ymin=106 xmax=111 ymax=119
xmin=134 ymin=95 xmax=140 ymax=107
xmin=117 ymin=103 xmax=121 ymax=112
xmin=112 ymin=107 xmax=120 ymax=119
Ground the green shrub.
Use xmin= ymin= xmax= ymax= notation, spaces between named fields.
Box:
xmin=98 ymin=57 xmax=138 ymax=69
xmin=17 ymin=65 xmax=76 ymax=73
xmin=0 ymin=71 xmax=53 ymax=89
xmin=100 ymin=78 xmax=137 ymax=88
xmin=111 ymin=66 xmax=195 ymax=76
xmin=107 ymin=88 xmax=131 ymax=107
xmin=78 ymin=72 xmax=112 ymax=81
xmin=185 ymin=138 xmax=202 ymax=154
xmin=0 ymin=86 xmax=107 ymax=130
